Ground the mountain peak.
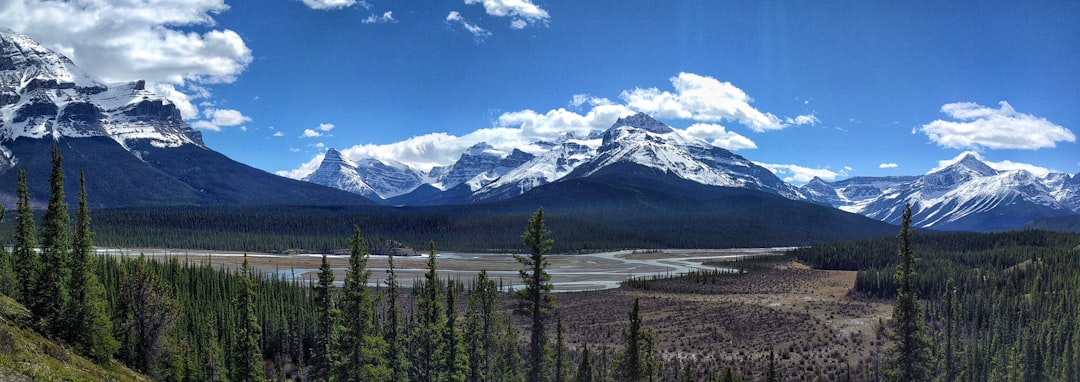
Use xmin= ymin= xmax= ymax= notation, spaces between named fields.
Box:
xmin=324 ymin=148 xmax=345 ymax=161
xmin=464 ymin=142 xmax=499 ymax=156
xmin=611 ymin=112 xmax=672 ymax=134
xmin=0 ymin=29 xmax=105 ymax=91
xmin=939 ymin=152 xmax=997 ymax=177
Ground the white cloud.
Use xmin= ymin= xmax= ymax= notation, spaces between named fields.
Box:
xmin=273 ymin=132 xmax=285 ymax=137
xmin=464 ymin=0 xmax=550 ymax=28
xmin=447 ymin=11 xmax=492 ymax=42
xmin=683 ymin=123 xmax=757 ymax=151
xmin=928 ymin=151 xmax=1054 ymax=177
xmin=786 ymin=114 xmax=820 ymax=126
xmin=0 ymin=0 xmax=253 ymax=125
xmin=879 ymin=163 xmax=899 ymax=169
xmin=318 ymin=123 xmax=336 ymax=132
xmin=191 ymin=108 xmax=251 ymax=131
xmin=620 ymin=72 xmax=791 ymax=132
xmin=920 ymin=101 xmax=1075 ymax=150
xmin=301 ymin=129 xmax=323 ymax=138
xmin=302 ymin=0 xmax=362 ymax=10
xmin=362 ymin=11 xmax=396 ymax=24
xmin=755 ymin=162 xmax=840 ymax=184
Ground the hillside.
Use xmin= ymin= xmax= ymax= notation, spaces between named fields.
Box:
xmin=0 ymin=294 xmax=150 ymax=382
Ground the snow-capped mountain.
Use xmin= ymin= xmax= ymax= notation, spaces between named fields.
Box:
xmin=303 ymin=148 xmax=424 ymax=199
xmin=0 ymin=29 xmax=364 ymax=207
xmin=803 ymin=153 xmax=1080 ymax=231
xmin=0 ymin=29 xmax=202 ymax=158
xmin=359 ymin=112 xmax=805 ymax=205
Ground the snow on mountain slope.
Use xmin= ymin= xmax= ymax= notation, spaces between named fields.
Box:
xmin=471 ymin=135 xmax=599 ymax=201
xmin=0 ymin=29 xmax=202 ymax=161
xmin=803 ymin=153 xmax=1078 ymax=230
xmin=302 ymin=148 xmax=377 ymax=198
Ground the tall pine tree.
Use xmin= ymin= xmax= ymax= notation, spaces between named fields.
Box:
xmin=67 ymin=171 xmax=118 ymax=362
xmin=410 ymin=241 xmax=447 ymax=381
xmin=884 ymin=204 xmax=933 ymax=381
xmin=383 ymin=253 xmax=410 ymax=382
xmin=0 ymin=206 xmax=16 ymax=297
xmin=515 ymin=207 xmax=556 ymax=382
xmin=616 ymin=297 xmax=660 ymax=382
xmin=118 ymin=254 xmax=178 ymax=379
xmin=12 ymin=170 xmax=39 ymax=306
xmin=336 ymin=226 xmax=390 ymax=381
xmin=311 ymin=253 xmax=338 ymax=381
xmin=235 ymin=254 xmax=267 ymax=381
xmin=444 ymin=281 xmax=470 ymax=382
xmin=37 ymin=144 xmax=72 ymax=336
xmin=465 ymin=269 xmax=499 ymax=382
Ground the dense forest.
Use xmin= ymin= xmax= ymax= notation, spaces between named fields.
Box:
xmin=793 ymin=228 xmax=1080 ymax=381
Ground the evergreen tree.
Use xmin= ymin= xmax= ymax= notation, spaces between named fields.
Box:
xmin=616 ymin=297 xmax=660 ymax=382
xmin=465 ymin=269 xmax=499 ymax=382
xmin=384 ymin=253 xmax=410 ymax=382
xmin=0 ymin=206 xmax=17 ymax=297
xmin=515 ymin=207 xmax=556 ymax=382
xmin=311 ymin=253 xmax=338 ymax=381
xmin=554 ymin=314 xmax=569 ymax=382
xmin=336 ymin=226 xmax=390 ymax=381
xmin=884 ymin=204 xmax=933 ymax=382
xmin=765 ymin=348 xmax=778 ymax=382
xmin=13 ymin=170 xmax=39 ymax=306
xmin=410 ymin=241 xmax=447 ymax=381
xmin=445 ymin=281 xmax=470 ymax=382
xmin=67 ymin=171 xmax=118 ymax=362
xmin=943 ymin=278 xmax=956 ymax=382
xmin=235 ymin=254 xmax=267 ymax=381
xmin=36 ymin=144 xmax=72 ymax=336
xmin=118 ymin=254 xmax=179 ymax=379
xmin=574 ymin=344 xmax=594 ymax=382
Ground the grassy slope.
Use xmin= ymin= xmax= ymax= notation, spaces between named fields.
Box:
xmin=0 ymin=294 xmax=149 ymax=382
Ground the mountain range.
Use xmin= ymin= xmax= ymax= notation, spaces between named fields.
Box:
xmin=307 ymin=116 xmax=1080 ymax=231
xmin=0 ymin=29 xmax=366 ymax=207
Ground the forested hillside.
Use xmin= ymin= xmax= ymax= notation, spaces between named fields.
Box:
xmin=792 ymin=229 xmax=1080 ymax=381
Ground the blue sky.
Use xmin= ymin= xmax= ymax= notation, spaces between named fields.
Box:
xmin=2 ymin=0 xmax=1078 ymax=183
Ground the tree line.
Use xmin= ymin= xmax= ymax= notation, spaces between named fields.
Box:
xmin=0 ymin=146 xmax=664 ymax=381
xmin=792 ymin=213 xmax=1080 ymax=381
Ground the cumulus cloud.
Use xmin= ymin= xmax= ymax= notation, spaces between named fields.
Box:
xmin=0 ymin=0 xmax=252 ymax=86
xmin=301 ymin=129 xmax=323 ymax=138
xmin=464 ymin=0 xmax=550 ymax=29
xmin=920 ymin=101 xmax=1075 ymax=150
xmin=447 ymin=11 xmax=492 ymax=42
xmin=302 ymin=0 xmax=363 ymax=10
xmin=191 ymin=108 xmax=252 ymax=131
xmin=362 ymin=11 xmax=396 ymax=24
xmin=620 ymin=72 xmax=792 ymax=132
xmin=318 ymin=123 xmax=336 ymax=132
xmin=0 ymin=0 xmax=254 ymax=127
xmin=928 ymin=151 xmax=1054 ymax=177
xmin=879 ymin=163 xmax=899 ymax=169
xmin=683 ymin=123 xmax=757 ymax=151
xmin=755 ymin=162 xmax=840 ymax=184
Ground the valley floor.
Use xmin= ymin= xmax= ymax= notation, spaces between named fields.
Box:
xmin=100 ymin=248 xmax=892 ymax=379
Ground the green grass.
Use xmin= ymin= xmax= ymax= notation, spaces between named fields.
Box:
xmin=0 ymin=294 xmax=149 ymax=382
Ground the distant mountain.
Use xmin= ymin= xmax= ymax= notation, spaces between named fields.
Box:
xmin=0 ymin=29 xmax=367 ymax=207
xmin=803 ymin=153 xmax=1080 ymax=231
xmin=302 ymin=148 xmax=423 ymax=200
xmin=375 ymin=113 xmax=805 ymax=205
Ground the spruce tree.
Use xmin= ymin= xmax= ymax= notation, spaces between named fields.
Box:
xmin=384 ymin=253 xmax=410 ymax=382
xmin=67 ymin=171 xmax=118 ymax=362
xmin=574 ymin=344 xmax=594 ymax=382
xmin=235 ymin=254 xmax=267 ymax=381
xmin=554 ymin=314 xmax=568 ymax=382
xmin=37 ymin=144 xmax=72 ymax=336
xmin=119 ymin=254 xmax=179 ymax=379
xmin=410 ymin=241 xmax=447 ymax=381
xmin=466 ymin=269 xmax=499 ymax=382
xmin=445 ymin=281 xmax=470 ymax=382
xmin=0 ymin=206 xmax=17 ymax=297
xmin=616 ymin=297 xmax=660 ymax=382
xmin=884 ymin=204 xmax=933 ymax=382
xmin=515 ymin=207 xmax=556 ymax=382
xmin=13 ymin=170 xmax=39 ymax=306
xmin=336 ymin=226 xmax=390 ymax=381
xmin=311 ymin=253 xmax=338 ymax=381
